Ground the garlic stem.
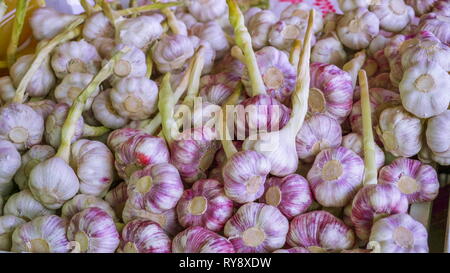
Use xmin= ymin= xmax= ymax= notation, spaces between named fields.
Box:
xmin=159 ymin=73 xmax=179 ymax=146
xmin=82 ymin=124 xmax=111 ymax=137
xmin=145 ymin=49 xmax=153 ymax=78
xmin=130 ymin=0 xmax=138 ymax=17
xmin=80 ymin=0 xmax=94 ymax=16
xmin=359 ymin=69 xmax=377 ymax=186
xmin=343 ymin=50 xmax=366 ymax=90
xmin=12 ymin=18 xmax=85 ymax=104
xmin=220 ymin=84 xmax=242 ymax=159
xmin=116 ymin=2 xmax=182 ymax=17
xmin=158 ymin=1 xmax=183 ymax=35
xmin=6 ymin=0 xmax=29 ymax=68
xmin=227 ymin=0 xmax=266 ymax=97
xmin=56 ymin=47 xmax=130 ymax=162
xmin=289 ymin=40 xmax=302 ymax=68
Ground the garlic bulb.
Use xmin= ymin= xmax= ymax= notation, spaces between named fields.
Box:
xmin=280 ymin=4 xmax=324 ymax=33
xmin=109 ymin=46 xmax=147 ymax=84
xmin=212 ymin=54 xmax=245 ymax=83
xmin=0 ymin=103 xmax=44 ymax=151
xmin=199 ymin=83 xmax=233 ymax=105
xmin=242 ymin=46 xmax=296 ymax=102
xmin=370 ymin=0 xmax=413 ymax=32
xmin=369 ymin=213 xmax=429 ymax=253
xmin=351 ymin=184 xmax=409 ymax=241
xmin=83 ymin=12 xmax=115 ymax=42
xmin=287 ymin=211 xmax=355 ymax=251
xmin=61 ymin=194 xmax=117 ymax=222
xmin=337 ymin=8 xmax=380 ymax=50
xmin=173 ymin=226 xmax=234 ymax=253
xmin=26 ymin=100 xmax=56 ymax=121
xmin=338 ymin=0 xmax=371 ymax=12
xmin=0 ymin=77 xmax=15 ymax=105
xmin=273 ymin=247 xmax=310 ymax=253
xmin=260 ymin=174 xmax=313 ymax=219
xmin=307 ymin=147 xmax=365 ymax=207
xmin=116 ymin=15 xmax=164 ymax=50
xmin=269 ymin=17 xmax=315 ymax=51
xmin=419 ymin=12 xmax=450 ymax=44
xmin=107 ymin=128 xmax=143 ymax=152
xmin=433 ymin=0 xmax=450 ymax=17
xmin=0 ymin=215 xmax=26 ymax=251
xmin=379 ymin=158 xmax=439 ymax=203
xmin=405 ymin=0 xmax=438 ymax=16
xmin=91 ymin=37 xmax=117 ymax=59
xmin=191 ymin=21 xmax=230 ymax=59
xmin=152 ymin=34 xmax=195 ymax=73
xmin=105 ymin=182 xmax=128 ymax=220
xmin=118 ymin=219 xmax=171 ymax=253
xmin=110 ymin=77 xmax=158 ymax=121
xmin=10 ymin=54 xmax=56 ymax=98
xmin=177 ymin=179 xmax=233 ymax=231
xmin=67 ymin=208 xmax=120 ymax=253
xmin=0 ymin=140 xmax=20 ymax=197
xmin=30 ymin=7 xmax=78 ymax=40
xmin=309 ymin=63 xmax=354 ymax=124
xmin=426 ymin=110 xmax=450 ymax=165
xmin=45 ymin=103 xmax=84 ymax=149
xmin=384 ymin=34 xmax=408 ymax=87
xmin=189 ymin=38 xmax=216 ymax=75
xmin=51 ymin=40 xmax=102 ymax=79
xmin=92 ymin=90 xmax=129 ymax=129
xmin=186 ymin=0 xmax=227 ymax=22
xmin=224 ymin=202 xmax=288 ymax=253
xmin=14 ymin=145 xmax=55 ymax=190
xmin=296 ymin=114 xmax=342 ymax=163
xmin=3 ymin=190 xmax=55 ymax=221
xmin=244 ymin=7 xmax=262 ymax=25
xmin=247 ymin=10 xmax=278 ymax=50
xmin=342 ymin=133 xmax=385 ymax=170
xmin=29 ymin=157 xmax=80 ymax=210
xmin=377 ymin=105 xmax=423 ymax=157
xmin=368 ymin=31 xmax=393 ymax=55
xmin=70 ymin=139 xmax=115 ymax=197
xmin=311 ymin=34 xmax=347 ymax=67
xmin=11 ymin=215 xmax=70 ymax=253
xmin=177 ymin=11 xmax=198 ymax=29
xmin=54 ymin=73 xmax=99 ymax=111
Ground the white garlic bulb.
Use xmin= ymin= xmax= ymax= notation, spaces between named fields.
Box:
xmin=244 ymin=7 xmax=262 ymax=26
xmin=152 ymin=34 xmax=196 ymax=73
xmin=0 ymin=77 xmax=15 ymax=105
xmin=3 ymin=190 xmax=55 ymax=221
xmin=426 ymin=110 xmax=450 ymax=165
xmin=370 ymin=0 xmax=413 ymax=32
xmin=45 ymin=103 xmax=84 ymax=149
xmin=312 ymin=33 xmax=347 ymax=67
xmin=14 ymin=145 xmax=55 ymax=190
xmin=337 ymin=8 xmax=380 ymax=50
xmin=61 ymin=194 xmax=117 ymax=222
xmin=191 ymin=21 xmax=230 ymax=59
xmin=405 ymin=0 xmax=437 ymax=16
xmin=176 ymin=11 xmax=198 ymax=29
xmin=269 ymin=16 xmax=315 ymax=51
xmin=26 ymin=100 xmax=56 ymax=121
xmin=338 ymin=0 xmax=371 ymax=12
xmin=83 ymin=12 xmax=115 ymax=42
xmin=116 ymin=15 xmax=164 ymax=50
xmin=0 ymin=215 xmax=26 ymax=251
xmin=186 ymin=0 xmax=227 ymax=22
xmin=0 ymin=140 xmax=21 ymax=197
xmin=91 ymin=37 xmax=117 ymax=59
xmin=418 ymin=12 xmax=450 ymax=45
xmin=109 ymin=46 xmax=147 ymax=84
xmin=92 ymin=90 xmax=129 ymax=129
xmin=248 ymin=10 xmax=278 ymax=50
xmin=30 ymin=7 xmax=78 ymax=40
xmin=280 ymin=4 xmax=324 ymax=34
xmin=54 ymin=73 xmax=99 ymax=111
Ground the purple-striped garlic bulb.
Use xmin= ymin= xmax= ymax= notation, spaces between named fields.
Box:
xmin=287 ymin=211 xmax=355 ymax=251
xmin=152 ymin=34 xmax=196 ymax=73
xmin=273 ymin=247 xmax=310 ymax=253
xmin=368 ymin=213 xmax=429 ymax=253
xmin=67 ymin=208 xmax=120 ymax=253
xmin=105 ymin=182 xmax=128 ymax=221
xmin=173 ymin=226 xmax=234 ymax=253
xmin=224 ymin=202 xmax=288 ymax=253
xmin=311 ymin=33 xmax=347 ymax=67
xmin=30 ymin=7 xmax=78 ymax=40
xmin=405 ymin=0 xmax=437 ymax=15
xmin=296 ymin=114 xmax=342 ymax=163
xmin=82 ymin=12 xmax=114 ymax=42
xmin=242 ymin=46 xmax=296 ymax=102
xmin=61 ymin=194 xmax=117 ymax=222
xmin=199 ymin=83 xmax=233 ymax=105
xmin=186 ymin=0 xmax=227 ymax=22
xmin=26 ymin=100 xmax=56 ymax=121
xmin=211 ymin=54 xmax=244 ymax=83
xmin=0 ymin=140 xmax=21 ymax=196
xmin=0 ymin=215 xmax=26 ymax=251
xmin=342 ymin=133 xmax=385 ymax=170
xmin=54 ymin=73 xmax=99 ymax=110
xmin=70 ymin=139 xmax=115 ymax=197
xmin=11 ymin=215 xmax=70 ymax=253
xmin=3 ymin=190 xmax=55 ymax=221
xmin=191 ymin=21 xmax=230 ymax=58
xmin=433 ymin=0 xmax=450 ymax=17
xmin=29 ymin=157 xmax=79 ymax=210
xmin=118 ymin=219 xmax=171 ymax=253
xmin=418 ymin=12 xmax=450 ymax=45
xmin=307 ymin=147 xmax=364 ymax=207
xmin=177 ymin=179 xmax=233 ymax=231
xmin=268 ymin=17 xmax=316 ymax=51
xmin=45 ymin=103 xmax=84 ymax=149
xmin=399 ymin=62 xmax=450 ymax=119
xmin=426 ymin=110 xmax=450 ymax=165
xmin=351 ymin=183 xmax=409 ymax=241
xmin=369 ymin=0 xmax=414 ymax=32
xmin=14 ymin=145 xmax=55 ymax=190
xmin=107 ymin=128 xmax=143 ymax=152
xmin=116 ymin=15 xmax=164 ymax=50
xmin=384 ymin=34 xmax=408 ymax=87
xmin=337 ymin=8 xmax=380 ymax=50
xmin=309 ymin=62 xmax=353 ymax=124
xmin=247 ymin=10 xmax=278 ymax=50
xmin=378 ymin=158 xmax=439 ymax=203
xmin=51 ymin=40 xmax=101 ymax=79
xmin=92 ymin=90 xmax=129 ymax=129
xmin=338 ymin=0 xmax=371 ymax=12
xmin=259 ymin=174 xmax=313 ymax=219
xmin=10 ymin=54 xmax=56 ymax=98
xmin=0 ymin=77 xmax=15 ymax=105
xmin=126 ymin=163 xmax=183 ymax=214
xmin=377 ymin=105 xmax=423 ymax=157
xmin=109 ymin=46 xmax=147 ymax=84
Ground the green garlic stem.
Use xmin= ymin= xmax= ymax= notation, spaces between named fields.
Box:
xmin=6 ymin=0 xmax=29 ymax=68
xmin=116 ymin=2 xmax=182 ymax=16
xmin=359 ymin=69 xmax=377 ymax=186
xmin=80 ymin=0 xmax=94 ymax=16
xmin=101 ymin=0 xmax=119 ymax=38
xmin=343 ymin=50 xmax=366 ymax=90
xmin=289 ymin=39 xmax=302 ymax=68
xmin=159 ymin=73 xmax=179 ymax=145
xmin=130 ymin=0 xmax=138 ymax=17
xmin=156 ymin=0 xmax=184 ymax=35
xmin=146 ymin=49 xmax=153 ymax=78
xmin=220 ymin=83 xmax=242 ymax=159
xmin=82 ymin=124 xmax=111 ymax=137
xmin=56 ymin=47 xmax=130 ymax=162
xmin=227 ymin=0 xmax=266 ymax=97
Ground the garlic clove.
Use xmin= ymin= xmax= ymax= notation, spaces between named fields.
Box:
xmin=0 ymin=215 xmax=26 ymax=251
xmin=61 ymin=193 xmax=117 ymax=222
xmin=0 ymin=140 xmax=21 ymax=197
xmin=118 ymin=218 xmax=171 ymax=253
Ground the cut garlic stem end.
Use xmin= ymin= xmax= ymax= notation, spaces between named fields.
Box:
xmin=242 ymin=227 xmax=266 ymax=247
xmin=265 ymin=186 xmax=282 ymax=207
xmin=343 ymin=51 xmax=366 ymax=89
xmin=289 ymin=39 xmax=302 ymax=68
xmin=367 ymin=240 xmax=381 ymax=253
xmin=188 ymin=196 xmax=208 ymax=215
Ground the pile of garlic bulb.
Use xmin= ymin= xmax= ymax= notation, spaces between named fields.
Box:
xmin=0 ymin=0 xmax=448 ymax=254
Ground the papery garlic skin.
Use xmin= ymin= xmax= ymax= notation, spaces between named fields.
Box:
xmin=0 ymin=103 xmax=44 ymax=151
xmin=67 ymin=208 xmax=120 ymax=253
xmin=377 ymin=106 xmax=423 ymax=157
xmin=0 ymin=140 xmax=20 ymax=197
xmin=287 ymin=210 xmax=355 ymax=251
xmin=296 ymin=114 xmax=342 ymax=163
xmin=29 ymin=157 xmax=80 ymax=210
xmin=186 ymin=0 xmax=227 ymax=22
xmin=248 ymin=10 xmax=278 ymax=50
xmin=118 ymin=219 xmax=171 ymax=253
xmin=418 ymin=12 xmax=450 ymax=45
xmin=338 ymin=0 xmax=371 ymax=12
xmin=45 ymin=103 xmax=84 ymax=149
xmin=351 ymin=184 xmax=409 ymax=241
xmin=342 ymin=133 xmax=385 ymax=170
xmin=369 ymin=213 xmax=429 ymax=253
xmin=92 ymin=90 xmax=129 ymax=129
xmin=30 ymin=7 xmax=78 ymax=40
xmin=26 ymin=100 xmax=56 ymax=121
xmin=70 ymin=139 xmax=115 ymax=197
xmin=307 ymin=147 xmax=364 ymax=208
xmin=152 ymin=34 xmax=195 ymax=73
xmin=83 ymin=12 xmax=114 ymax=41
xmin=51 ymin=40 xmax=101 ymax=79
xmin=379 ymin=158 xmax=439 ymax=203
xmin=14 ymin=145 xmax=55 ymax=190
xmin=191 ymin=21 xmax=230 ymax=59
xmin=177 ymin=179 xmax=233 ymax=231
xmin=426 ymin=110 xmax=450 ymax=165
xmin=116 ymin=15 xmax=164 ymax=50
xmin=10 ymin=55 xmax=56 ymax=98
xmin=273 ymin=247 xmax=310 ymax=253
xmin=312 ymin=34 xmax=347 ymax=67
xmin=405 ymin=0 xmax=437 ymax=15
xmin=370 ymin=0 xmax=413 ymax=32
xmin=109 ymin=46 xmax=147 ymax=84
xmin=0 ymin=215 xmax=26 ymax=251
xmin=0 ymin=77 xmax=15 ymax=105
xmin=54 ymin=73 xmax=99 ymax=110
xmin=127 ymin=163 xmax=184 ymax=213
xmin=11 ymin=215 xmax=70 ymax=253
xmin=3 ymin=190 xmax=55 ymax=221
xmin=222 ymin=151 xmax=271 ymax=204
xmin=61 ymin=194 xmax=117 ymax=222
xmin=260 ymin=174 xmax=313 ymax=220
xmin=337 ymin=8 xmax=380 ymax=50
